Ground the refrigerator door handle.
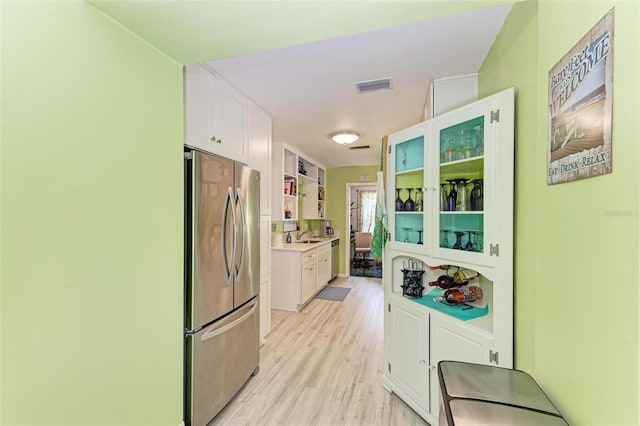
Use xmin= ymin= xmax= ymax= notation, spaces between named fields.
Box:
xmin=200 ymin=300 xmax=257 ymax=342
xmin=234 ymin=187 xmax=246 ymax=280
xmin=221 ymin=186 xmax=234 ymax=282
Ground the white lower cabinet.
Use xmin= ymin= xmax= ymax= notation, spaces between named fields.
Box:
xmin=316 ymin=244 xmax=331 ymax=290
xmin=384 ymin=299 xmax=430 ymax=419
xmin=384 ymin=295 xmax=497 ymax=424
xmin=272 ymin=248 xmax=318 ymax=311
xmin=301 ymin=251 xmax=317 ymax=303
xmin=428 ymin=314 xmax=494 ymax=419
xmin=259 ymin=216 xmax=271 ymax=344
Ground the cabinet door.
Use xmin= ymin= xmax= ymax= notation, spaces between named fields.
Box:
xmin=301 ymin=261 xmax=317 ymax=303
xmin=387 ymin=301 xmax=430 ymax=412
xmin=387 ymin=121 xmax=431 ymax=252
xmin=300 ymin=249 xmax=318 ymax=303
xmin=184 ymin=65 xmax=249 ymax=164
xmin=429 ymin=315 xmax=494 ymax=418
xmin=317 ymin=168 xmax=326 ymax=219
xmin=431 ymin=88 xmax=513 ymax=268
xmin=316 ymin=246 xmax=331 ymax=289
xmin=301 ymin=176 xmax=319 ymax=219
xmin=259 ymin=216 xmax=271 ymax=342
xmin=184 ymin=65 xmax=213 ymax=153
xmin=248 ymin=103 xmax=272 ymax=215
xmin=210 ymin=75 xmax=248 ymax=164
xmin=259 ymin=275 xmax=270 ymax=344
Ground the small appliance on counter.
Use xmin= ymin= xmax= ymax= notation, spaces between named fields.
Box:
xmin=319 ymin=219 xmax=333 ymax=237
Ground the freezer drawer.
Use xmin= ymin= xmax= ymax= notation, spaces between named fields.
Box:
xmin=185 ymin=298 xmax=259 ymax=426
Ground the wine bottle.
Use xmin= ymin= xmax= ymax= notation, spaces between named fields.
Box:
xmin=427 ymin=275 xmax=461 ymax=289
xmin=433 ymin=286 xmax=483 ymax=305
xmin=452 ymin=268 xmax=479 ymax=284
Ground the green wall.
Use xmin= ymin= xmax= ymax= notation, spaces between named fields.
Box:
xmin=326 ymin=165 xmax=379 ymax=275
xmin=326 ymin=165 xmax=380 ymax=274
xmin=478 ymin=0 xmax=539 ymax=379
xmin=1 ymin=2 xmax=183 ymax=424
xmin=479 ymin=1 xmax=639 ymax=424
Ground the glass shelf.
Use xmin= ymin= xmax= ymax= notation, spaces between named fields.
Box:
xmin=396 ymin=136 xmax=424 ymax=171
xmin=439 ymin=116 xmax=484 ymax=165
xmin=438 ymin=115 xmax=485 ymax=249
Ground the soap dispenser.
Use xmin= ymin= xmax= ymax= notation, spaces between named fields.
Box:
xmin=285 ymin=231 xmax=292 ymax=244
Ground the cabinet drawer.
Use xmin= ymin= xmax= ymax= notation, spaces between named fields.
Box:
xmin=302 ymin=250 xmax=317 ymax=265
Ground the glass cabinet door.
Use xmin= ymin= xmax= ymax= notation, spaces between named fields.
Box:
xmin=432 ymin=97 xmax=498 ymax=267
xmin=388 ymin=122 xmax=430 ymax=251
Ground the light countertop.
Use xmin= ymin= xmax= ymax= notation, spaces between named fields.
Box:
xmin=271 ymin=236 xmax=339 ymax=252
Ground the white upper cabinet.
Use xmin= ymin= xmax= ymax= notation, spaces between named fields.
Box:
xmin=424 ymin=74 xmax=478 ymax=120
xmin=430 ymin=87 xmax=514 ymax=271
xmin=387 ymin=87 xmax=514 ymax=273
xmin=184 ymin=64 xmax=248 ymax=164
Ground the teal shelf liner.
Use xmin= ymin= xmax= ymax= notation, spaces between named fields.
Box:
xmin=410 ymin=288 xmax=489 ymax=321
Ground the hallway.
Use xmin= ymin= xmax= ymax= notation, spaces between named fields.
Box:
xmin=211 ymin=276 xmax=428 ymax=426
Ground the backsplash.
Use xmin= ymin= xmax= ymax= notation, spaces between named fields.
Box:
xmin=271 ymin=219 xmax=328 ymax=238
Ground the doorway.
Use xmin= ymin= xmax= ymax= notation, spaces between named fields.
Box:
xmin=346 ymin=183 xmax=382 ymax=278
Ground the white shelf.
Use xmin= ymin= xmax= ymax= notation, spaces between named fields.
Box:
xmin=272 ymin=143 xmax=327 ymax=220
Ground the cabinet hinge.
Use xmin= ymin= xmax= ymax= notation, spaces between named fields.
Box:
xmin=490 ymin=243 xmax=500 ymax=257
xmin=490 ymin=109 xmax=500 ymax=123
xmin=388 ymin=362 xmax=392 ymax=373
xmin=490 ymin=350 xmax=499 ymax=364
xmin=388 ymin=303 xmax=391 ymax=312
xmin=388 ymin=145 xmax=392 ymax=154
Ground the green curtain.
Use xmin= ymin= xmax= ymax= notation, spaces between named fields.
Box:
xmin=370 ymin=137 xmax=388 ymax=259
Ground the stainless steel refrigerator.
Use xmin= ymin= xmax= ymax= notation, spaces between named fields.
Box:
xmin=184 ymin=148 xmax=260 ymax=426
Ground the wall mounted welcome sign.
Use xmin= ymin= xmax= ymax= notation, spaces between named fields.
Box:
xmin=547 ymin=9 xmax=614 ymax=185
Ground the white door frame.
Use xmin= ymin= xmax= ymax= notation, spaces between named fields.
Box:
xmin=345 ymin=182 xmax=378 ymax=277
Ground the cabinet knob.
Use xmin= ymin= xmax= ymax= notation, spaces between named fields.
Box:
xmin=210 ymin=136 xmax=222 ymax=144
xmin=419 ymin=360 xmax=426 ymax=365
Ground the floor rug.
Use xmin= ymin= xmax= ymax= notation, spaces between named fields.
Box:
xmin=315 ymin=286 xmax=351 ymax=302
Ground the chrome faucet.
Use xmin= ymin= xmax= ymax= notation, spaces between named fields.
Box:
xmin=297 ymin=230 xmax=313 ymax=240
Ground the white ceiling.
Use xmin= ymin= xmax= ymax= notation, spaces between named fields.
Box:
xmin=205 ymin=5 xmax=512 ymax=167
xmin=90 ymin=1 xmax=513 ymax=168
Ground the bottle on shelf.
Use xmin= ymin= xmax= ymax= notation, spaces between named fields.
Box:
xmin=433 ymin=286 xmax=483 ymax=305
xmin=429 ymin=264 xmax=452 ymax=271
xmin=428 ymin=275 xmax=462 ymax=290
xmin=452 ymin=268 xmax=479 ymax=284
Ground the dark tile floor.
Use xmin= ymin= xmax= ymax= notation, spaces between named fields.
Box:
xmin=350 ymin=259 xmax=382 ymax=278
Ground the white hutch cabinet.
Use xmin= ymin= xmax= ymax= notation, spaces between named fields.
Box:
xmin=383 ymin=87 xmax=514 ymax=425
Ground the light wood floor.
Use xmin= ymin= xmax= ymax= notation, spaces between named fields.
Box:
xmin=211 ymin=276 xmax=430 ymax=426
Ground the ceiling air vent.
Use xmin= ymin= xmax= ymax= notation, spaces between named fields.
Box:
xmin=355 ymin=77 xmax=392 ymax=94
xmin=349 ymin=145 xmax=371 ymax=150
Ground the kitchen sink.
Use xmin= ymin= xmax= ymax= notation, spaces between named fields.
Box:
xmin=295 ymin=240 xmax=322 ymax=244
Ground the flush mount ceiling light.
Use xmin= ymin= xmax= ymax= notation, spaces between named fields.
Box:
xmin=331 ymin=131 xmax=360 ymax=145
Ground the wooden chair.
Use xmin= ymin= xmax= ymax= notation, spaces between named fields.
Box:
xmin=353 ymin=232 xmax=373 ymax=268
